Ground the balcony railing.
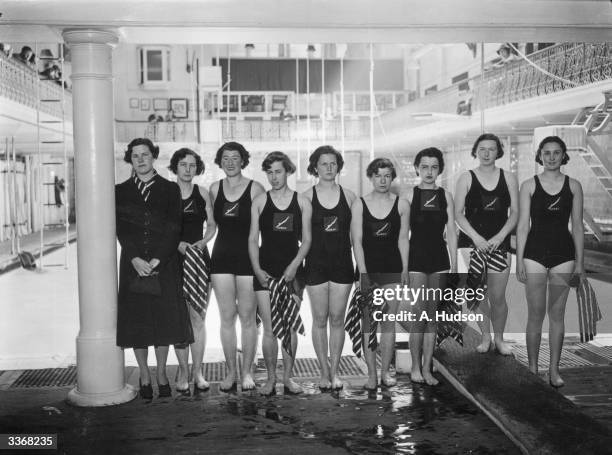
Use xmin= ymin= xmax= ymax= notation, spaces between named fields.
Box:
xmin=0 ymin=53 xmax=72 ymax=119
xmin=473 ymin=43 xmax=612 ymax=110
xmin=115 ymin=118 xmax=372 ymax=143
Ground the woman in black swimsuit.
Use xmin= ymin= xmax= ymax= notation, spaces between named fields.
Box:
xmin=351 ymin=158 xmax=410 ymax=390
xmin=303 ymin=146 xmax=356 ymax=391
xmin=169 ymin=148 xmax=216 ymax=395
xmin=249 ymin=152 xmax=312 ymax=396
xmin=455 ymin=133 xmax=519 ymax=355
xmin=408 ymin=148 xmax=457 ymax=386
xmin=210 ymin=142 xmax=265 ymax=391
xmin=516 ymin=136 xmax=584 ymax=388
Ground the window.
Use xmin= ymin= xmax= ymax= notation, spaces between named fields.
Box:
xmin=424 ymin=85 xmax=438 ymax=96
xmin=139 ymin=47 xmax=171 ymax=87
xmin=451 ymin=72 xmax=469 ymax=85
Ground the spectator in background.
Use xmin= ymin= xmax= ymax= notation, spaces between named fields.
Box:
xmin=0 ymin=43 xmax=13 ymax=58
xmin=493 ymin=44 xmax=518 ymax=67
xmin=14 ymin=46 xmax=36 ymax=68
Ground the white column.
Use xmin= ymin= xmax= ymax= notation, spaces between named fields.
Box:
xmin=63 ymin=29 xmax=136 ymax=407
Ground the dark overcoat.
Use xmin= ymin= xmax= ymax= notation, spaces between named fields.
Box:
xmin=115 ymin=174 xmax=193 ymax=348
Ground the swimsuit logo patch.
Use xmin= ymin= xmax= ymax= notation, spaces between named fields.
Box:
xmin=547 ymin=197 xmax=561 ymax=211
xmin=420 ymin=191 xmax=440 ymax=211
xmin=371 ymin=221 xmax=390 ymax=237
xmin=323 ymin=216 xmax=339 ymax=232
xmin=183 ymin=199 xmax=195 ymax=214
xmin=273 ymin=213 xmax=294 ymax=232
xmin=482 ymin=194 xmax=500 ymax=211
xmin=223 ymin=201 xmax=239 ymax=217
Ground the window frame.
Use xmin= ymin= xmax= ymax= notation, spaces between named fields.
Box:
xmin=139 ymin=46 xmax=171 ymax=88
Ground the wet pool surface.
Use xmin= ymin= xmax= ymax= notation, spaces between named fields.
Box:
xmin=0 ymin=376 xmax=520 ymax=454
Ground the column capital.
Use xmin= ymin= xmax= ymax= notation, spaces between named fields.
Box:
xmin=62 ymin=29 xmax=119 ymax=47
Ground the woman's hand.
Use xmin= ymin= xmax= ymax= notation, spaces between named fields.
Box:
xmin=472 ymin=234 xmax=489 ymax=252
xmin=571 ymin=263 xmax=586 ymax=286
xmin=516 ymin=260 xmax=527 ymax=284
xmin=255 ymin=268 xmax=271 ymax=288
xmin=283 ymin=262 xmax=299 ymax=282
xmin=132 ymin=257 xmax=153 ymax=276
xmin=401 ymin=270 xmax=410 ymax=287
xmin=487 ymin=234 xmax=504 ymax=253
xmin=148 ymin=258 xmax=160 ymax=270
xmin=178 ymin=241 xmax=190 ymax=255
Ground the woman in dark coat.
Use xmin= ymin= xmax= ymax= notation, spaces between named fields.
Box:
xmin=115 ymin=138 xmax=193 ymax=399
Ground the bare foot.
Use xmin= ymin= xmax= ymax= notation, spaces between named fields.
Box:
xmin=331 ymin=376 xmax=344 ymax=390
xmin=423 ymin=372 xmax=439 ymax=386
xmin=241 ymin=374 xmax=256 ymax=391
xmin=476 ymin=337 xmax=492 ymax=353
xmin=549 ymin=370 xmax=565 ymax=388
xmin=220 ymin=371 xmax=236 ymax=391
xmin=410 ymin=367 xmax=425 ymax=384
xmin=283 ymin=378 xmax=303 ymax=394
xmin=259 ymin=378 xmax=276 ymax=396
xmin=157 ymin=369 xmax=169 ymax=386
xmin=176 ymin=368 xmax=189 ymax=391
xmin=318 ymin=376 xmax=332 ymax=390
xmin=381 ymin=372 xmax=397 ymax=387
xmin=494 ymin=339 xmax=513 ymax=356
xmin=194 ymin=377 xmax=210 ymax=390
xmin=364 ymin=376 xmax=378 ymax=390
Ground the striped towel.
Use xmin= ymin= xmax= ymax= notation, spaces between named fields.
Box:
xmin=436 ymin=273 xmax=464 ymax=346
xmin=182 ymin=245 xmax=211 ymax=319
xmin=466 ymin=249 xmax=507 ymax=311
xmin=576 ymin=278 xmax=603 ymax=343
xmin=268 ymin=276 xmax=305 ymax=355
xmin=344 ymin=287 xmax=378 ymax=358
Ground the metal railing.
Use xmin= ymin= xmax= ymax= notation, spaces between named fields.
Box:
xmin=0 ymin=53 xmax=72 ymax=119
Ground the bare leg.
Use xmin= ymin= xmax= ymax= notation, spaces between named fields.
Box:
xmin=361 ymin=310 xmax=378 ymax=390
xmin=547 ymin=261 xmax=574 ymax=387
xmin=256 ymin=290 xmax=277 ymax=395
xmin=282 ymin=330 xmax=302 ymax=393
xmin=154 ymin=345 xmax=170 ymax=385
xmin=409 ymin=272 xmax=427 ymax=383
xmin=380 ymin=286 xmax=399 ymax=387
xmin=307 ymin=283 xmax=331 ymax=389
xmin=134 ymin=348 xmax=151 ymax=384
xmin=475 ymin=298 xmax=492 ymax=353
xmin=524 ymin=259 xmax=548 ymax=375
xmin=212 ymin=274 xmax=238 ymax=389
xmin=174 ymin=345 xmax=190 ymax=390
xmin=422 ymin=272 xmax=444 ymax=386
xmin=236 ymin=276 xmax=258 ymax=390
xmin=189 ymin=304 xmax=209 ymax=389
xmin=329 ymin=282 xmax=352 ymax=390
xmin=488 ymin=254 xmax=512 ymax=355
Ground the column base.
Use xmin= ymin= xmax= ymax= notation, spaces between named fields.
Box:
xmin=66 ymin=384 xmax=137 ymax=407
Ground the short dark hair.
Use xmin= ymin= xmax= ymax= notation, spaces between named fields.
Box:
xmin=261 ymin=151 xmax=296 ymax=174
xmin=471 ymin=133 xmax=504 ymax=159
xmin=307 ymin=145 xmax=344 ymax=176
xmin=168 ymin=148 xmax=205 ymax=175
xmin=123 ymin=138 xmax=159 ymax=163
xmin=414 ymin=147 xmax=445 ymax=175
xmin=214 ymin=142 xmax=250 ymax=169
xmin=366 ymin=158 xmax=397 ymax=180
xmin=536 ymin=135 xmax=569 ymax=165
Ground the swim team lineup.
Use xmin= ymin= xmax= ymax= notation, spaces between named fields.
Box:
xmin=115 ymin=132 xmax=583 ymax=398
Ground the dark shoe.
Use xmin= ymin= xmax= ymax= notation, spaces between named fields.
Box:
xmin=176 ymin=386 xmax=191 ymax=397
xmin=158 ymin=383 xmax=171 ymax=398
xmin=139 ymin=380 xmax=153 ymax=400
xmin=261 ymin=386 xmax=277 ymax=397
xmin=319 ymin=385 xmax=331 ymax=393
